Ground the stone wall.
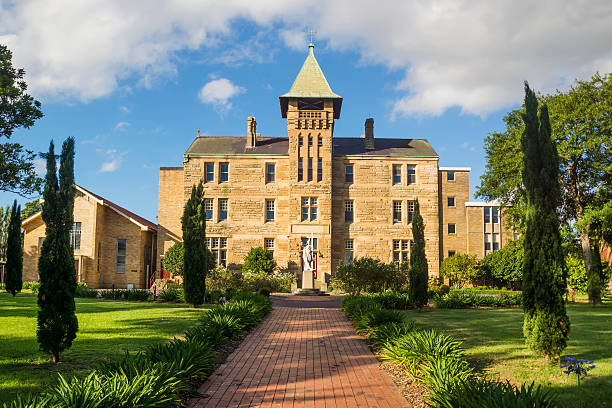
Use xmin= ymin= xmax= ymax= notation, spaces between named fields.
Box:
xmin=438 ymin=169 xmax=470 ymax=259
xmin=156 ymin=167 xmax=184 ymax=270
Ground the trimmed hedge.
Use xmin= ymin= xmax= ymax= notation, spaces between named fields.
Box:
xmin=433 ymin=292 xmax=522 ymax=309
xmin=341 ymin=295 xmax=559 ymax=407
xmin=101 ymin=289 xmax=151 ymax=302
xmin=5 ymin=292 xmax=272 ymax=407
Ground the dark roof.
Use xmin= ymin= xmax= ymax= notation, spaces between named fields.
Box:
xmin=186 ymin=136 xmax=289 ymax=155
xmin=333 ymin=138 xmax=438 ymax=157
xmin=76 ymin=185 xmax=158 ymax=231
xmin=186 ymin=136 xmax=437 ymax=158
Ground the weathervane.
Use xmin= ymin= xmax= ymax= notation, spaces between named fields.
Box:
xmin=307 ymin=28 xmax=317 ymax=45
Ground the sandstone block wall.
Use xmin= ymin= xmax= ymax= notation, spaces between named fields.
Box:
xmin=438 ymin=169 xmax=470 ymax=259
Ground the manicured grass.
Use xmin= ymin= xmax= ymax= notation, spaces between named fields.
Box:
xmin=404 ymin=302 xmax=612 ymax=408
xmin=0 ymin=292 xmax=205 ymax=403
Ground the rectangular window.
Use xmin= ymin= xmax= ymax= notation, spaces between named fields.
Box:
xmin=116 ymin=239 xmax=126 ymax=274
xmin=484 ymin=233 xmax=491 ymax=252
xmin=317 ymin=158 xmax=322 ymax=182
xmin=484 ymin=207 xmax=491 ymax=223
xmin=345 ymin=200 xmax=354 ymax=223
xmin=205 ymin=199 xmax=213 ymax=220
xmin=218 ymin=199 xmax=228 ymax=221
xmin=392 ymin=164 xmax=402 ymax=184
xmin=70 ymin=222 xmax=81 ymax=250
xmin=38 ymin=236 xmax=45 ymax=254
xmin=407 ymin=201 xmax=415 ymax=223
xmin=447 ymin=196 xmax=455 ymax=207
xmin=344 ymin=239 xmax=354 ymax=264
xmin=307 ymin=158 xmax=313 ymax=181
xmin=298 ymin=158 xmax=303 ymax=181
xmin=219 ymin=163 xmax=229 ymax=182
xmin=493 ymin=233 xmax=500 ymax=251
xmin=393 ymin=239 xmax=411 ymax=264
xmin=266 ymin=163 xmax=276 ymax=183
xmin=301 ymin=197 xmax=317 ymax=221
xmin=205 ymin=163 xmax=215 ymax=182
xmin=207 ymin=237 xmax=228 ymax=266
xmin=407 ymin=165 xmax=416 ymax=184
xmin=492 ymin=208 xmax=499 ymax=224
xmin=318 ymin=137 xmax=322 ymax=146
xmin=448 ymin=223 xmax=456 ymax=234
xmin=308 ymin=136 xmax=313 ymax=147
xmin=448 ymin=250 xmax=456 ymax=257
xmin=447 ymin=171 xmax=455 ymax=181
xmin=298 ymin=136 xmax=303 ymax=146
xmin=393 ymin=200 xmax=402 ymax=223
xmin=345 ymin=165 xmax=354 ymax=183
xmin=266 ymin=199 xmax=275 ymax=222
xmin=264 ymin=238 xmax=275 ymax=258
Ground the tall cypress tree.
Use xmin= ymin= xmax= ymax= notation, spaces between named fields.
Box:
xmin=5 ymin=200 xmax=22 ymax=296
xmin=521 ymin=83 xmax=569 ymax=361
xmin=409 ymin=201 xmax=428 ymax=309
xmin=182 ymin=182 xmax=207 ymax=307
xmin=37 ymin=138 xmax=78 ymax=363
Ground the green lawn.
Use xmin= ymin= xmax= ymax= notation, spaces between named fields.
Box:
xmin=404 ymin=303 xmax=612 ymax=408
xmin=0 ymin=292 xmax=205 ymax=403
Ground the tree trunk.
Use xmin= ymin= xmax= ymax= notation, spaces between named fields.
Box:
xmin=52 ymin=351 xmax=60 ymax=364
xmin=580 ymin=233 xmax=593 ymax=275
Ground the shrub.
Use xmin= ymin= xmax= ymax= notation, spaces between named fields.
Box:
xmin=144 ymin=338 xmax=216 ymax=382
xmin=206 ymin=266 xmax=241 ymax=292
xmin=242 ymin=247 xmax=276 ymax=275
xmin=370 ymin=322 xmax=415 ymax=349
xmin=163 ymin=242 xmax=216 ymax=279
xmin=479 ymin=237 xmax=524 ymax=289
xmin=158 ymin=286 xmax=184 ymax=302
xmin=433 ymin=292 xmax=522 ymax=309
xmin=382 ymin=329 xmax=465 ymax=378
xmin=440 ymin=253 xmax=480 ymax=288
xmin=355 ymin=309 xmax=406 ymax=334
xmin=241 ymin=269 xmax=294 ymax=293
xmin=334 ymin=257 xmax=406 ymax=294
xmin=75 ymin=283 xmax=98 ymax=298
xmin=341 ymin=295 xmax=382 ymax=320
xmin=22 ymin=281 xmax=41 ymax=293
xmin=257 ymin=288 xmax=271 ymax=297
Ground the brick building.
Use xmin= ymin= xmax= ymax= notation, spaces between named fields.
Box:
xmin=157 ymin=44 xmax=513 ymax=290
xmin=22 ymin=185 xmax=157 ymax=289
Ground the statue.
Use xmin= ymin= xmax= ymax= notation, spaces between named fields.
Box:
xmin=302 ymin=243 xmax=313 ymax=271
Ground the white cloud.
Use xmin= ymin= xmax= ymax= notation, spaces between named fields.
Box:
xmin=198 ymin=78 xmax=245 ymax=111
xmin=33 ymin=158 xmax=46 ymax=176
xmin=1 ymin=1 xmax=610 ymax=115
xmin=119 ymin=105 xmax=130 ymax=113
xmin=114 ymin=121 xmax=131 ymax=131
xmin=97 ymin=149 xmax=126 ymax=173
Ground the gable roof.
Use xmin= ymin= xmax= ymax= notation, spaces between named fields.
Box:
xmin=21 ymin=185 xmax=157 ymax=232
xmin=185 ymin=135 xmax=437 ymax=158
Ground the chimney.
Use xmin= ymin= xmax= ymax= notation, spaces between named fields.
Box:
xmin=364 ymin=118 xmax=374 ymax=150
xmin=246 ymin=116 xmax=257 ymax=148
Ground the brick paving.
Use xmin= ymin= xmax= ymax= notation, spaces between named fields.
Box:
xmin=189 ymin=294 xmax=409 ymax=408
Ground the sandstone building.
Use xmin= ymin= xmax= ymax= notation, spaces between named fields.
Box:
xmin=157 ymin=44 xmax=513 ymax=290
xmin=22 ymin=185 xmax=157 ymax=289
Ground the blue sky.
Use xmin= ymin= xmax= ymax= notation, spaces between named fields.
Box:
xmin=1 ymin=1 xmax=610 ymax=222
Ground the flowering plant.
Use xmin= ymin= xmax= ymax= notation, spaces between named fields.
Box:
xmin=560 ymin=356 xmax=595 ymax=385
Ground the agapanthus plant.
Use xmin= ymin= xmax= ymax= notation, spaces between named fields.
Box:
xmin=560 ymin=356 xmax=595 ymax=385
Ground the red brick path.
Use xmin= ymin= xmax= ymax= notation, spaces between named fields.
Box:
xmin=189 ymin=295 xmax=409 ymax=408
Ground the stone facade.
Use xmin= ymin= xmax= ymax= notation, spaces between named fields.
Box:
xmin=155 ymin=45 xmax=516 ymax=290
xmin=22 ymin=185 xmax=157 ymax=289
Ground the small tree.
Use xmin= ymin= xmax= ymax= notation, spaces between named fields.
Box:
xmin=440 ymin=253 xmax=479 ymax=287
xmin=521 ymin=82 xmax=569 ymax=361
xmin=37 ymin=138 xmax=78 ymax=363
xmin=479 ymin=237 xmax=524 ymax=289
xmin=0 ymin=206 xmax=9 ymax=260
xmin=5 ymin=200 xmax=22 ymax=296
xmin=163 ymin=242 xmax=184 ymax=277
xmin=21 ymin=199 xmax=42 ymax=221
xmin=409 ymin=201 xmax=428 ymax=309
xmin=182 ymin=182 xmax=207 ymax=307
xmin=242 ymin=247 xmax=276 ymax=275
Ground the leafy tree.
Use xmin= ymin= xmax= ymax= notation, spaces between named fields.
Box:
xmin=163 ymin=241 xmax=215 ymax=278
xmin=440 ymin=253 xmax=479 ymax=288
xmin=333 ymin=257 xmax=404 ymax=294
xmin=21 ymin=199 xmax=42 ymax=221
xmin=242 ymin=247 xmax=276 ymax=275
xmin=0 ymin=44 xmax=44 ymax=196
xmin=37 ymin=138 xmax=78 ymax=363
xmin=479 ymin=237 xmax=524 ymax=289
xmin=409 ymin=201 xmax=428 ymax=309
xmin=181 ymin=182 xmax=207 ymax=307
xmin=520 ymin=83 xmax=569 ymax=362
xmin=477 ymin=73 xmax=611 ymax=288
xmin=5 ymin=200 xmax=22 ymax=295
xmin=0 ymin=205 xmax=9 ymax=260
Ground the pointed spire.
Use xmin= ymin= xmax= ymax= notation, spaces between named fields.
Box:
xmin=281 ymin=43 xmax=341 ymax=99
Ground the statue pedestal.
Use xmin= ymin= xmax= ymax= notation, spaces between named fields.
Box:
xmin=302 ymin=269 xmax=314 ymax=289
